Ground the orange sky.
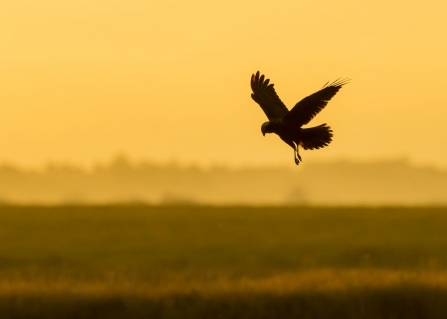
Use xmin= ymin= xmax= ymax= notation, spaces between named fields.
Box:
xmin=1 ymin=0 xmax=447 ymax=168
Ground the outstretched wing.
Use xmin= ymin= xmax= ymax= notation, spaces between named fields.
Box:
xmin=282 ymin=78 xmax=349 ymax=127
xmin=250 ymin=71 xmax=289 ymax=121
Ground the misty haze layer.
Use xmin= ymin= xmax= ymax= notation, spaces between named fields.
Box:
xmin=0 ymin=156 xmax=445 ymax=206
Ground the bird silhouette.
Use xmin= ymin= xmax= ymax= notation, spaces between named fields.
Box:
xmin=250 ymin=71 xmax=349 ymax=165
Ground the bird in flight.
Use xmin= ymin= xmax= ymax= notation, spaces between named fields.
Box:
xmin=250 ymin=71 xmax=349 ymax=165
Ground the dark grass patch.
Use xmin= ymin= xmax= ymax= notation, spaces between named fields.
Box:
xmin=1 ymin=287 xmax=447 ymax=319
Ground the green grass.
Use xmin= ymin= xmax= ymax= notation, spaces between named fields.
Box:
xmin=1 ymin=205 xmax=447 ymax=318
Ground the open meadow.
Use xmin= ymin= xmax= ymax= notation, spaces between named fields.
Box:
xmin=1 ymin=205 xmax=447 ymax=318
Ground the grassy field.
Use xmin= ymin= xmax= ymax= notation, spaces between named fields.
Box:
xmin=1 ymin=205 xmax=447 ymax=318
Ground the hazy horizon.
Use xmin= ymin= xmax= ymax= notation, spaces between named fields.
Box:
xmin=0 ymin=153 xmax=445 ymax=172
xmin=1 ymin=155 xmax=446 ymax=206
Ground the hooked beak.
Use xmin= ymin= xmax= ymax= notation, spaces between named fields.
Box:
xmin=261 ymin=122 xmax=269 ymax=136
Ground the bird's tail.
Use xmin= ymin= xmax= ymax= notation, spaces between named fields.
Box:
xmin=298 ymin=124 xmax=333 ymax=150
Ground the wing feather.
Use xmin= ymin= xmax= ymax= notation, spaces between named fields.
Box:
xmin=250 ymin=71 xmax=289 ymax=121
xmin=282 ymin=78 xmax=349 ymax=127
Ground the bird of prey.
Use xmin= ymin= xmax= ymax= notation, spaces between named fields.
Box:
xmin=250 ymin=71 xmax=349 ymax=165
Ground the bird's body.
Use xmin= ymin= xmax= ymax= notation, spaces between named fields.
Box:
xmin=250 ymin=71 xmax=348 ymax=165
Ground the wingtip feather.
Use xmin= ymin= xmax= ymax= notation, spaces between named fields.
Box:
xmin=323 ymin=78 xmax=350 ymax=88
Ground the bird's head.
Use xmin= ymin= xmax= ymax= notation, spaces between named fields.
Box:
xmin=261 ymin=122 xmax=271 ymax=136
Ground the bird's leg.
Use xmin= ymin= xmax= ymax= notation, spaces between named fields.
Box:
xmin=293 ymin=143 xmax=300 ymax=165
xmin=297 ymin=146 xmax=302 ymax=162
xmin=286 ymin=140 xmax=300 ymax=165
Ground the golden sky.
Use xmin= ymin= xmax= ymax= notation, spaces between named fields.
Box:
xmin=1 ymin=0 xmax=447 ymax=168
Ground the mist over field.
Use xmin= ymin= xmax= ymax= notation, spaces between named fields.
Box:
xmin=0 ymin=155 xmax=446 ymax=206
